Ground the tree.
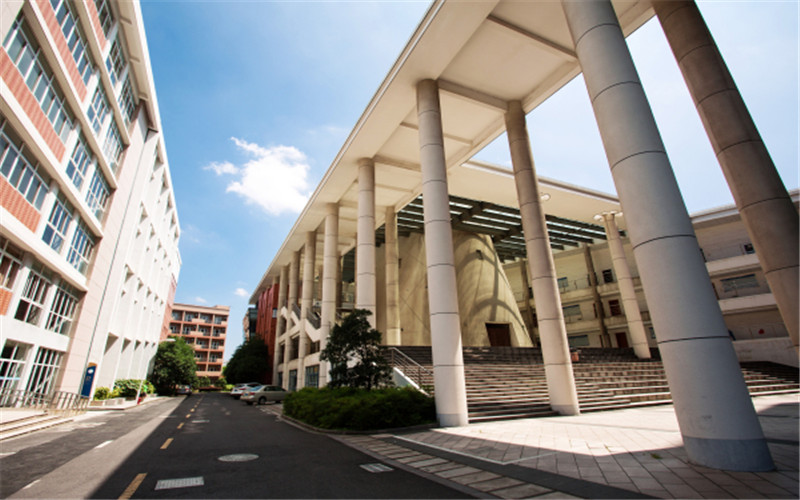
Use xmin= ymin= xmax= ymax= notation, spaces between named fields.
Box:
xmin=224 ymin=337 xmax=270 ymax=384
xmin=321 ymin=309 xmax=391 ymax=390
xmin=149 ymin=338 xmax=197 ymax=395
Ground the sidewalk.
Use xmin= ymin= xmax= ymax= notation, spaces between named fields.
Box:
xmin=271 ymin=393 xmax=799 ymax=499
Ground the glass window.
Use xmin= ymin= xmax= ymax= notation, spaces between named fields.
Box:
xmin=15 ymin=263 xmax=53 ymax=325
xmin=42 ymin=193 xmax=74 ymax=252
xmin=50 ymin=0 xmax=93 ymax=84
xmin=305 ymin=365 xmax=319 ymax=388
xmin=0 ymin=120 xmax=50 ymax=210
xmin=105 ymin=34 xmax=127 ymax=86
xmin=45 ymin=282 xmax=79 ymax=335
xmin=608 ymin=299 xmax=622 ymax=317
xmin=66 ymin=220 xmax=95 ymax=274
xmin=562 ymin=304 xmax=582 ymax=319
xmin=94 ymin=0 xmax=114 ymax=38
xmin=85 ymin=169 xmax=111 ymax=220
xmin=721 ymin=274 xmax=759 ymax=292
xmin=602 ymin=269 xmax=614 ymax=283
xmin=118 ymin=76 xmax=137 ymax=125
xmin=102 ymin=121 xmax=123 ymax=172
xmin=66 ymin=134 xmax=93 ymax=189
xmin=25 ymin=347 xmax=63 ymax=395
xmin=0 ymin=341 xmax=30 ymax=393
xmin=3 ymin=16 xmax=74 ymax=141
xmin=87 ymin=87 xmax=110 ymax=135
xmin=0 ymin=236 xmax=24 ymax=291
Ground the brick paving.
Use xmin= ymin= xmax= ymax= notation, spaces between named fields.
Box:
xmin=329 ymin=394 xmax=798 ymax=499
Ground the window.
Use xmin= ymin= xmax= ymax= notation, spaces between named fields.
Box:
xmin=609 ymin=299 xmax=622 ymax=317
xmin=94 ymin=0 xmax=115 ymax=38
xmin=557 ymin=276 xmax=568 ymax=292
xmin=184 ymin=312 xmax=196 ymax=321
xmin=42 ymin=193 xmax=73 ymax=253
xmin=105 ymin=34 xmax=127 ymax=86
xmin=50 ymin=0 xmax=93 ymax=84
xmin=0 ymin=237 xmax=24 ymax=292
xmin=66 ymin=134 xmax=93 ymax=189
xmin=308 ymin=341 xmax=320 ymax=355
xmin=87 ymin=87 xmax=110 ymax=135
xmin=290 ymin=337 xmax=299 ymax=360
xmin=85 ymin=169 xmax=111 ymax=220
xmin=118 ymin=76 xmax=137 ymax=125
xmin=45 ymin=282 xmax=79 ymax=335
xmin=0 ymin=341 xmax=29 ymax=393
xmin=305 ymin=365 xmax=319 ymax=388
xmin=103 ymin=120 xmax=122 ymax=173
xmin=171 ymin=311 xmax=182 ymax=321
xmin=0 ymin=121 xmax=50 ymax=210
xmin=15 ymin=263 xmax=53 ymax=325
xmin=199 ymin=314 xmax=211 ymax=322
xmin=169 ymin=324 xmax=179 ymax=333
xmin=3 ymin=16 xmax=74 ymax=141
xmin=568 ymin=335 xmax=590 ymax=348
xmin=721 ymin=274 xmax=758 ymax=292
xmin=214 ymin=316 xmax=224 ymax=324
xmin=67 ymin=220 xmax=95 ymax=274
xmin=25 ymin=347 xmax=63 ymax=395
xmin=182 ymin=326 xmax=191 ymax=334
xmin=602 ymin=269 xmax=614 ymax=283
xmin=562 ymin=304 xmax=582 ymax=321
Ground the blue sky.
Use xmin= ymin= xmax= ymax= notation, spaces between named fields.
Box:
xmin=139 ymin=1 xmax=798 ymax=361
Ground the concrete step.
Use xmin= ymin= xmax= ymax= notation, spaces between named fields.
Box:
xmin=0 ymin=414 xmax=74 ymax=441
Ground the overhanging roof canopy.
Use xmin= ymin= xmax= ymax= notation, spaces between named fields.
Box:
xmin=251 ymin=0 xmax=654 ymax=301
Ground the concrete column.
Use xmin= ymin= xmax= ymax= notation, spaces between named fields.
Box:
xmin=416 ymin=79 xmax=468 ymax=427
xmin=282 ymin=251 xmax=300 ymax=390
xmin=654 ymin=0 xmax=799 ymax=351
xmin=298 ymin=231 xmax=316 ymax=388
xmin=505 ymin=100 xmax=580 ymax=416
xmin=320 ymin=203 xmax=339 ymax=387
xmin=356 ymin=158 xmax=377 ymax=326
xmin=272 ymin=265 xmax=288 ymax=384
xmin=562 ymin=0 xmax=772 ymax=471
xmin=384 ymin=206 xmax=401 ymax=345
xmin=600 ymin=213 xmax=650 ymax=359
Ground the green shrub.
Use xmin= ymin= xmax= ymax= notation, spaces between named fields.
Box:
xmin=283 ymin=386 xmax=436 ymax=431
xmin=113 ymin=379 xmax=154 ymax=398
xmin=93 ymin=387 xmax=111 ymax=400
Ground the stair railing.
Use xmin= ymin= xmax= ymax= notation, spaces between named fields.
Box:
xmin=385 ymin=347 xmax=434 ymax=392
xmin=0 ymin=388 xmax=90 ymax=416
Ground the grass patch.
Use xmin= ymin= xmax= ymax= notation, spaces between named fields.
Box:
xmin=283 ymin=386 xmax=436 ymax=431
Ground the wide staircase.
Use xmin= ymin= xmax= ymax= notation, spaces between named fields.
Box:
xmin=386 ymin=346 xmax=800 ymax=423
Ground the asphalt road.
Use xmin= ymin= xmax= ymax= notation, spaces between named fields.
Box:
xmin=3 ymin=393 xmax=470 ymax=499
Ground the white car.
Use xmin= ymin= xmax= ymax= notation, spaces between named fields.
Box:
xmin=230 ymin=382 xmax=261 ymax=399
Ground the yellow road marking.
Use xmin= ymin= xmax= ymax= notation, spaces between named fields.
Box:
xmin=177 ymin=422 xmax=184 ymax=429
xmin=118 ymin=473 xmax=146 ymax=499
xmin=190 ymin=409 xmax=195 ymax=412
xmin=186 ymin=414 xmax=191 ymax=418
xmin=160 ymin=438 xmax=173 ymax=450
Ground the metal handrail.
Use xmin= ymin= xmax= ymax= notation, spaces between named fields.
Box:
xmin=0 ymin=388 xmax=90 ymax=416
xmin=385 ymin=347 xmax=434 ymax=392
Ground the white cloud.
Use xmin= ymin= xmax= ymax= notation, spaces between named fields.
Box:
xmin=204 ymin=161 xmax=239 ymax=176
xmin=203 ymin=138 xmax=312 ymax=216
xmin=234 ymin=288 xmax=249 ymax=297
xmin=195 ymin=296 xmax=208 ymax=304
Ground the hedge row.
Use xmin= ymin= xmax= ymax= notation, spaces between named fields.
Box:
xmin=283 ymin=386 xmax=436 ymax=431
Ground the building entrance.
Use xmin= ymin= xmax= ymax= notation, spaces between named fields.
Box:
xmin=486 ymin=324 xmax=511 ymax=346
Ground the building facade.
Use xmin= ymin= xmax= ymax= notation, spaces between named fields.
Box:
xmin=249 ymin=0 xmax=796 ymax=471
xmin=167 ymin=303 xmax=227 ymax=383
xmin=1 ymin=0 xmax=180 ymax=399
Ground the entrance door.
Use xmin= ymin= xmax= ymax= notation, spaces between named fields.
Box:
xmin=615 ymin=332 xmax=629 ymax=348
xmin=486 ymin=323 xmax=511 ymax=346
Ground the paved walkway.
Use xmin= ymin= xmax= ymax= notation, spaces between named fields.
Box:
xmin=273 ymin=393 xmax=799 ymax=499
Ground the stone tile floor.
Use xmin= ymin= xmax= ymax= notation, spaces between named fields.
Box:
xmin=330 ymin=394 xmax=798 ymax=499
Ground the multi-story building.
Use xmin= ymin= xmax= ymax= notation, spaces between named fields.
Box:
xmin=242 ymin=306 xmax=257 ymax=342
xmin=167 ymin=303 xmax=228 ymax=383
xmin=1 ymin=0 xmax=180 ymax=399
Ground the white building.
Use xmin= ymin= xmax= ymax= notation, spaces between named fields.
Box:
xmin=1 ymin=0 xmax=180 ymax=400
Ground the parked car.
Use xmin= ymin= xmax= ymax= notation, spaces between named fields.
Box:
xmin=230 ymin=382 xmax=261 ymax=399
xmin=175 ymin=384 xmax=192 ymax=396
xmin=240 ymin=385 xmax=264 ymax=405
xmin=244 ymin=385 xmax=288 ymax=405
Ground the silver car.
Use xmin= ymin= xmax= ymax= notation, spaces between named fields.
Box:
xmin=243 ymin=385 xmax=288 ymax=405
xmin=230 ymin=382 xmax=261 ymax=399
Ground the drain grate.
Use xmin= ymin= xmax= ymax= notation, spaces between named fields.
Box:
xmin=360 ymin=463 xmax=393 ymax=473
xmin=217 ymin=453 xmax=259 ymax=462
xmin=155 ymin=476 xmax=204 ymax=490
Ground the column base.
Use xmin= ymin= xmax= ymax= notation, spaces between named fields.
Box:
xmin=438 ymin=412 xmax=469 ymax=427
xmin=684 ymin=436 xmax=774 ymax=471
xmin=551 ymin=403 xmax=580 ymax=416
